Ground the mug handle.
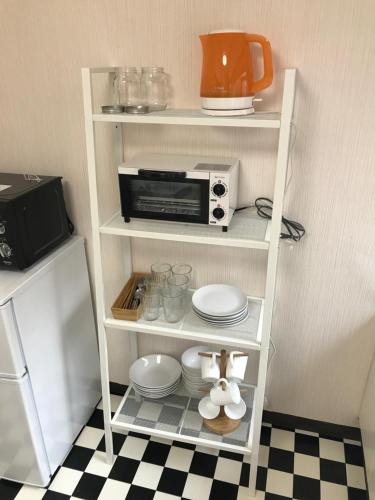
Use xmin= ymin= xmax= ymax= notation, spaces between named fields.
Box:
xmin=216 ymin=378 xmax=228 ymax=389
xmin=245 ymin=34 xmax=273 ymax=94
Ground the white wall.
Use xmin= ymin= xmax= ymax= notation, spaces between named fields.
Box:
xmin=0 ymin=0 xmax=374 ymax=425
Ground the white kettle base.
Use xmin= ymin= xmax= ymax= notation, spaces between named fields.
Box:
xmin=201 ymin=107 xmax=254 ymax=116
xmin=200 ymin=96 xmax=255 ymax=116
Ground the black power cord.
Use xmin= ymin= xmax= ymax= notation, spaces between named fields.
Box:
xmin=236 ymin=198 xmax=305 ymax=241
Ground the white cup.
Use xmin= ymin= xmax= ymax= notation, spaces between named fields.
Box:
xmin=201 ymin=352 xmax=220 ymax=382
xmin=226 ymin=351 xmax=248 ymax=382
xmin=210 ymin=378 xmax=241 ymax=406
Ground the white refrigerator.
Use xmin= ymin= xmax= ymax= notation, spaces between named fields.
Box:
xmin=0 ymin=236 xmax=101 ymax=486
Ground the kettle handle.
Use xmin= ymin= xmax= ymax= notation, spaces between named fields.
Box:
xmin=245 ymin=34 xmax=273 ymax=94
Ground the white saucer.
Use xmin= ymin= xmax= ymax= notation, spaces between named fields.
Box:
xmin=198 ymin=397 xmax=220 ymax=419
xmin=224 ymin=398 xmax=247 ymax=419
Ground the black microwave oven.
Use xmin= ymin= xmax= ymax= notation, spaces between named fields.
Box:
xmin=0 ymin=173 xmax=71 ymax=270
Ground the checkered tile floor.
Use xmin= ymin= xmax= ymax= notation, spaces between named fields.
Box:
xmin=0 ymin=393 xmax=368 ymax=499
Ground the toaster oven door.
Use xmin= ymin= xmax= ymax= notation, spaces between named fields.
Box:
xmin=119 ymin=174 xmax=209 ymax=224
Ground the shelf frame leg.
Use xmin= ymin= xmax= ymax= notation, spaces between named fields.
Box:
xmin=82 ymin=68 xmax=114 ymax=464
xmin=249 ymin=69 xmax=297 ymax=497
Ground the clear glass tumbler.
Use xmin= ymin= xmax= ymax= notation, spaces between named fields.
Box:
xmin=172 ymin=264 xmax=192 ymax=281
xmin=141 ymin=67 xmax=168 ymax=111
xmin=142 ymin=287 xmax=160 ymax=321
xmin=168 ymin=274 xmax=190 ymax=309
xmin=151 ymin=263 xmax=171 ymax=288
xmin=161 ymin=285 xmax=184 ymax=323
xmin=116 ymin=67 xmax=141 ymax=106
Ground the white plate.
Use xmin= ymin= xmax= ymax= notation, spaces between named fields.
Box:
xmin=192 ymin=305 xmax=248 ymax=320
xmin=135 ymin=390 xmax=177 ymax=399
xmin=195 ymin=311 xmax=249 ymax=327
xmin=130 ymin=354 xmax=182 ymax=389
xmin=181 ymin=345 xmax=211 ymax=370
xmin=224 ymin=398 xmax=247 ymax=419
xmin=198 ymin=397 xmax=220 ymax=419
xmin=194 ymin=309 xmax=248 ymax=323
xmin=192 ymin=284 xmax=247 ymax=317
xmin=207 ymin=315 xmax=249 ymax=328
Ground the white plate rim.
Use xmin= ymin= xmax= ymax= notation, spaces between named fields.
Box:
xmin=192 ymin=304 xmax=248 ymax=319
xmin=192 ymin=284 xmax=248 ymax=317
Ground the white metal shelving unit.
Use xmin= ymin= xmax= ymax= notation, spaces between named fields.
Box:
xmin=82 ymin=66 xmax=296 ymax=497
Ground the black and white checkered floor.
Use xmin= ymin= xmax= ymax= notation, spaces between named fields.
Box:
xmin=0 ymin=392 xmax=368 ymax=500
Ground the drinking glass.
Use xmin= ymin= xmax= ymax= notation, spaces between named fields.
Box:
xmin=171 ymin=264 xmax=192 ymax=281
xmin=167 ymin=274 xmax=189 ymax=296
xmin=161 ymin=285 xmax=184 ymax=323
xmin=151 ymin=263 xmax=171 ymax=287
xmin=142 ymin=286 xmax=160 ymax=321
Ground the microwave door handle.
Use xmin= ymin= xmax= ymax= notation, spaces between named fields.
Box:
xmin=138 ymin=169 xmax=186 ymax=180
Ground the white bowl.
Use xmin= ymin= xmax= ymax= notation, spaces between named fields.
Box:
xmin=193 ymin=284 xmax=247 ymax=317
xmin=198 ymin=397 xmax=220 ymax=419
xmin=181 ymin=345 xmax=211 ymax=370
xmin=130 ymin=354 xmax=181 ymax=389
xmin=224 ymin=398 xmax=247 ymax=419
xmin=133 ymin=379 xmax=180 ymax=392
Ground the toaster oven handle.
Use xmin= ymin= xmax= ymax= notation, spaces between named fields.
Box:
xmin=138 ymin=169 xmax=186 ymax=180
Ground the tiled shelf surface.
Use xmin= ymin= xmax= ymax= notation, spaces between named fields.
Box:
xmin=111 ymin=382 xmax=256 ymax=454
xmin=100 ymin=209 xmax=270 ymax=250
xmin=105 ymin=292 xmax=264 ymax=350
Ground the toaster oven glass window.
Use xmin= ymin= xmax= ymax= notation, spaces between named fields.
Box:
xmin=130 ymin=179 xmax=203 ymax=217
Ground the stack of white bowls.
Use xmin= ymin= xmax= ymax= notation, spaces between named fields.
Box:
xmin=192 ymin=284 xmax=248 ymax=327
xmin=130 ymin=354 xmax=182 ymax=399
xmin=181 ymin=346 xmax=212 ymax=397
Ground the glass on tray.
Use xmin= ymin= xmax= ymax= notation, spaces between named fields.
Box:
xmin=151 ymin=262 xmax=171 ymax=288
xmin=172 ymin=264 xmax=192 ymax=281
xmin=161 ymin=285 xmax=184 ymax=323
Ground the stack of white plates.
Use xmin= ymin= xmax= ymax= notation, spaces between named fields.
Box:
xmin=192 ymin=284 xmax=248 ymax=327
xmin=130 ymin=354 xmax=182 ymax=399
xmin=181 ymin=346 xmax=212 ymax=397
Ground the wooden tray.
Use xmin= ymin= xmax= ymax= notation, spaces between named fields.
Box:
xmin=111 ymin=272 xmax=149 ymax=321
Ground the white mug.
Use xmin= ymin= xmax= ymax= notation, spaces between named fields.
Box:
xmin=201 ymin=352 xmax=220 ymax=382
xmin=210 ymin=378 xmax=241 ymax=406
xmin=226 ymin=351 xmax=248 ymax=382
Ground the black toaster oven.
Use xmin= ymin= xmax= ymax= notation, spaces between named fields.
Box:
xmin=0 ymin=173 xmax=71 ymax=270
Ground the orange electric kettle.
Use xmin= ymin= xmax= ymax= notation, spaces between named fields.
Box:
xmin=199 ymin=30 xmax=273 ymax=115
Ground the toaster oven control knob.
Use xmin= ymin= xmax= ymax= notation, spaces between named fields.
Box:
xmin=0 ymin=223 xmax=5 ymax=234
xmin=212 ymin=183 xmax=226 ymax=197
xmin=0 ymin=243 xmax=12 ymax=258
xmin=212 ymin=207 xmax=225 ymax=220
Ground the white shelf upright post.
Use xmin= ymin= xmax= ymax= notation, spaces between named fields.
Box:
xmin=81 ymin=68 xmax=114 ymax=464
xmin=248 ymin=69 xmax=296 ymax=496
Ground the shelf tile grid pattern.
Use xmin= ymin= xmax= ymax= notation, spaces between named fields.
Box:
xmin=113 ymin=384 xmax=255 ymax=452
xmin=1 ymin=391 xmax=368 ymax=500
xmin=106 ymin=294 xmax=264 ymax=350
